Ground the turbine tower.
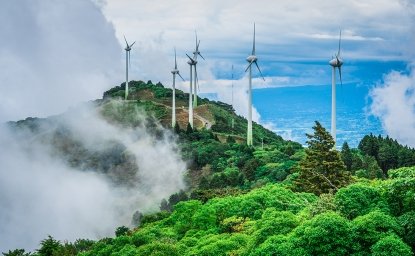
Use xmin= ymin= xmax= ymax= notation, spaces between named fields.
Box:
xmin=231 ymin=65 xmax=234 ymax=130
xmin=192 ymin=32 xmax=205 ymax=107
xmin=186 ymin=53 xmax=197 ymax=128
xmin=171 ymin=48 xmax=184 ymax=128
xmin=329 ymin=30 xmax=343 ymax=146
xmin=245 ymin=23 xmax=265 ymax=146
xmin=124 ymin=36 xmax=135 ymax=100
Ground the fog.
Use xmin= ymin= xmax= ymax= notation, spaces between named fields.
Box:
xmin=0 ymin=0 xmax=121 ymax=122
xmin=0 ymin=102 xmax=186 ymax=252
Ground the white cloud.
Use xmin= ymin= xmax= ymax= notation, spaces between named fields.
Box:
xmin=369 ymin=68 xmax=415 ymax=147
xmin=0 ymin=0 xmax=122 ymax=122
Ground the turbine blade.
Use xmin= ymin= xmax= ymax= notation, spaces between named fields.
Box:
xmin=178 ymin=72 xmax=185 ymax=81
xmin=338 ymin=30 xmax=341 ymax=57
xmin=198 ymin=53 xmax=205 ymax=60
xmin=130 ymin=41 xmax=136 ymax=48
xmin=255 ymin=61 xmax=265 ymax=81
xmin=186 ymin=53 xmax=194 ymax=62
xmin=123 ymin=35 xmax=128 ymax=46
xmin=195 ymin=67 xmax=200 ymax=91
xmin=252 ymin=23 xmax=256 ymax=55
xmin=338 ymin=66 xmax=343 ymax=86
xmin=195 ymin=30 xmax=198 ymax=48
xmin=245 ymin=62 xmax=253 ymax=72
xmin=174 ymin=47 xmax=177 ymax=69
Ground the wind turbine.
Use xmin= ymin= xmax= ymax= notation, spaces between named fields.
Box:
xmin=329 ymin=30 xmax=343 ymax=146
xmin=245 ymin=23 xmax=265 ymax=146
xmin=124 ymin=36 xmax=135 ymax=100
xmin=186 ymin=53 xmax=197 ymax=128
xmin=171 ymin=48 xmax=184 ymax=128
xmin=192 ymin=32 xmax=205 ymax=107
xmin=231 ymin=65 xmax=234 ymax=130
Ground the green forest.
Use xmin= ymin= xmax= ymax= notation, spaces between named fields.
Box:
xmin=5 ymin=81 xmax=415 ymax=256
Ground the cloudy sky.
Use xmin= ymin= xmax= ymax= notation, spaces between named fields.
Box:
xmin=0 ymin=0 xmax=414 ymax=143
xmin=99 ymin=0 xmax=412 ymax=85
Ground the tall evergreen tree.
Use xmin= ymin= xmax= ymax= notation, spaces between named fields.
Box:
xmin=341 ymin=142 xmax=353 ymax=172
xmin=186 ymin=123 xmax=193 ymax=134
xmin=296 ymin=121 xmax=351 ymax=195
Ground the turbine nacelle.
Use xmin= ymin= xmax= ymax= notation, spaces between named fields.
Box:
xmin=171 ymin=69 xmax=180 ymax=74
xmin=246 ymin=55 xmax=257 ymax=63
xmin=186 ymin=54 xmax=197 ymax=65
xmin=329 ymin=57 xmax=343 ymax=67
xmin=123 ymin=36 xmax=135 ymax=52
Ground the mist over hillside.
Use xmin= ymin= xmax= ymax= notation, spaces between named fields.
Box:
xmin=0 ymin=101 xmax=186 ymax=252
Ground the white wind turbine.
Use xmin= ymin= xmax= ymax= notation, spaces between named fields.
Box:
xmin=231 ymin=64 xmax=235 ymax=130
xmin=192 ymin=32 xmax=205 ymax=107
xmin=171 ymin=48 xmax=185 ymax=128
xmin=186 ymin=53 xmax=197 ymax=128
xmin=124 ymin=36 xmax=135 ymax=100
xmin=329 ymin=30 xmax=343 ymax=146
xmin=245 ymin=23 xmax=265 ymax=146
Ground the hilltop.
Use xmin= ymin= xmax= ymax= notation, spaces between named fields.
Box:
xmin=102 ymin=80 xmax=282 ymax=145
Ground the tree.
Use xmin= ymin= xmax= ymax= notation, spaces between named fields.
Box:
xmin=334 ymin=184 xmax=388 ymax=219
xmin=370 ymin=235 xmax=413 ymax=256
xmin=291 ymin=212 xmax=353 ymax=256
xmin=352 ymin=210 xmax=403 ymax=254
xmin=242 ymin=158 xmax=261 ymax=181
xmin=115 ymin=226 xmax=130 ymax=237
xmin=226 ymin=135 xmax=236 ymax=144
xmin=296 ymin=121 xmax=351 ymax=195
xmin=36 ymin=235 xmax=62 ymax=256
xmin=2 ymin=249 xmax=31 ymax=256
xmin=358 ymin=134 xmax=379 ymax=159
xmin=341 ymin=142 xmax=353 ymax=172
xmin=174 ymin=121 xmax=181 ymax=134
xmin=186 ymin=123 xmax=193 ymax=134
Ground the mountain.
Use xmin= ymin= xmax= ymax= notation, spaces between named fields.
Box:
xmin=4 ymin=80 xmax=415 ymax=256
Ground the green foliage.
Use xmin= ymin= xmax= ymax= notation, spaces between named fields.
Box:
xmin=2 ymin=249 xmax=31 ymax=256
xmin=253 ymin=235 xmax=304 ymax=256
xmin=253 ymin=209 xmax=298 ymax=245
xmin=341 ymin=142 xmax=353 ymax=172
xmin=136 ymin=242 xmax=179 ymax=256
xmin=354 ymin=154 xmax=383 ymax=179
xmin=398 ymin=211 xmax=415 ymax=249
xmin=335 ymin=184 xmax=388 ymax=219
xmin=115 ymin=226 xmax=130 ymax=237
xmin=389 ymin=166 xmax=415 ymax=179
xmin=352 ymin=211 xmax=403 ymax=253
xmin=359 ymin=134 xmax=415 ymax=175
xmin=384 ymin=172 xmax=415 ymax=216
xmin=291 ymin=212 xmax=353 ymax=256
xmin=371 ymin=235 xmax=413 ymax=256
xmin=184 ymin=233 xmax=249 ymax=256
xmin=36 ymin=235 xmax=62 ymax=256
xmin=296 ymin=121 xmax=351 ymax=195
